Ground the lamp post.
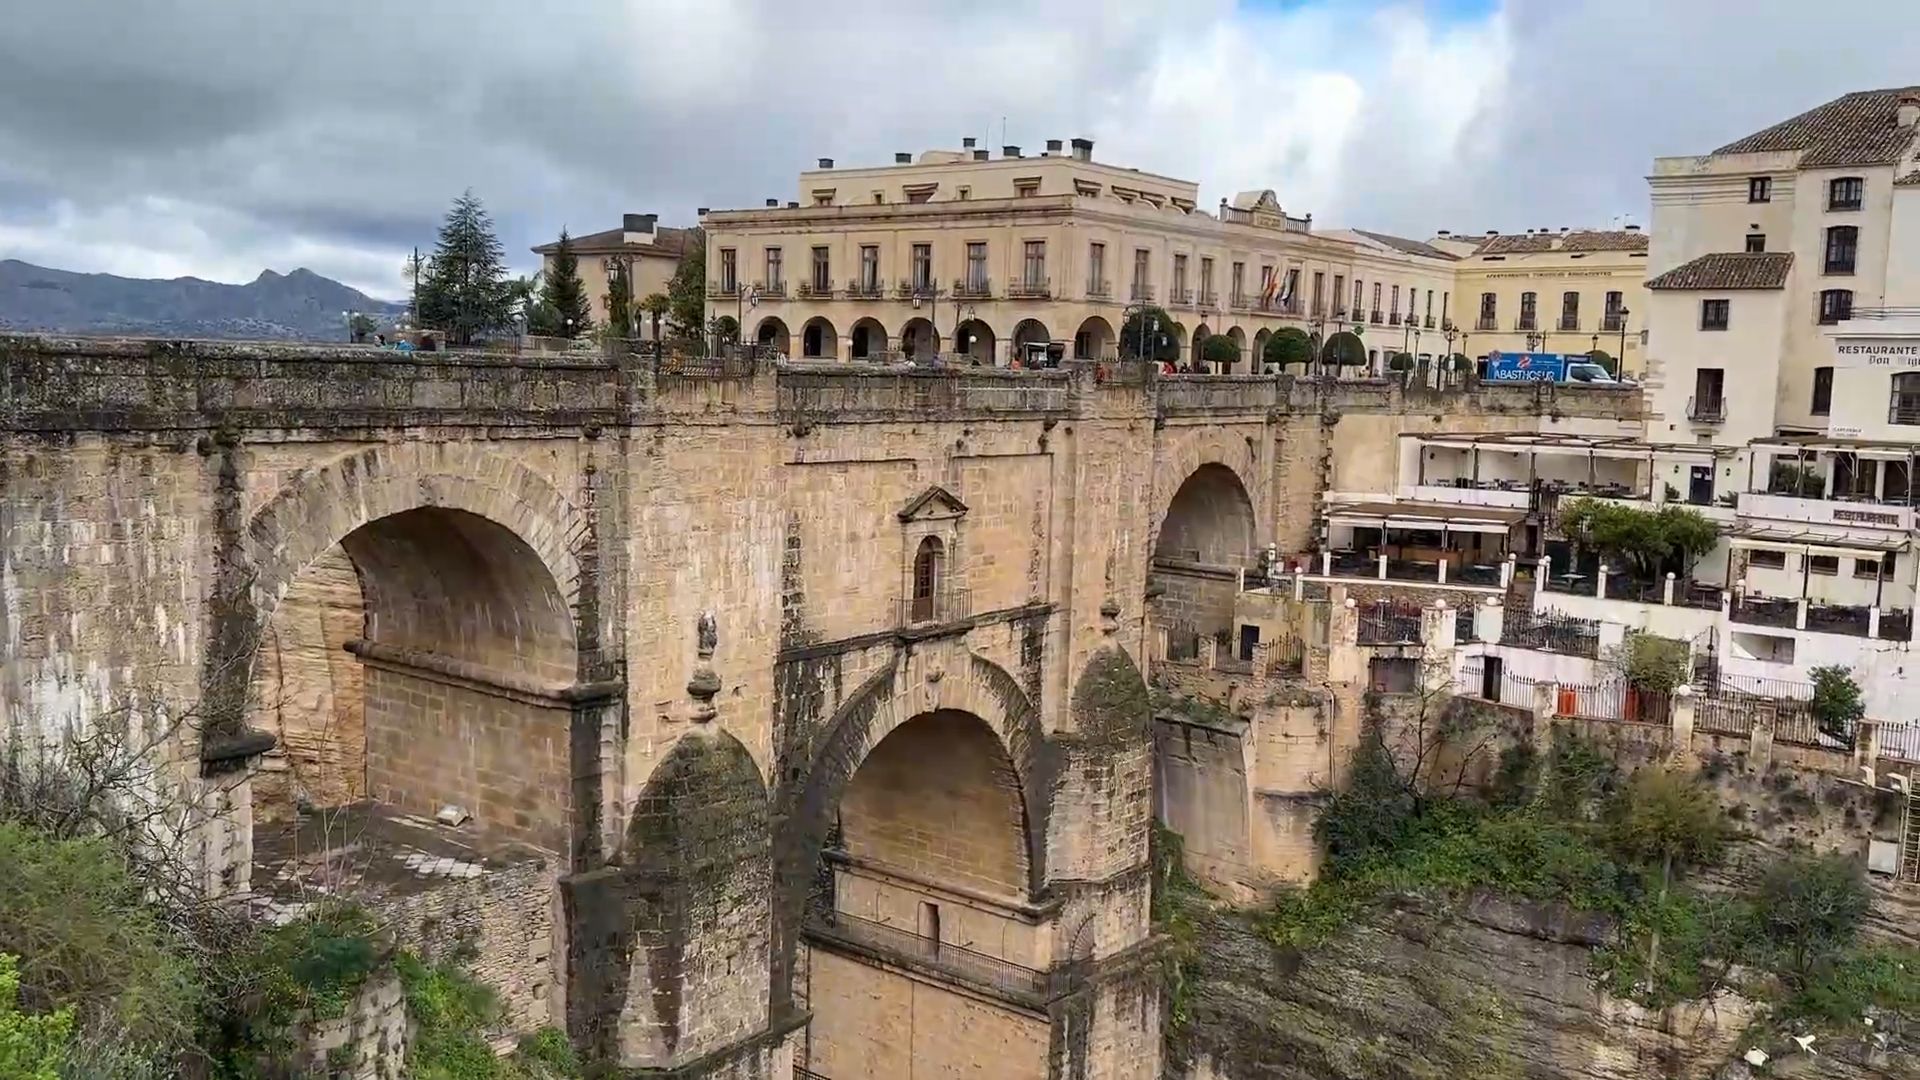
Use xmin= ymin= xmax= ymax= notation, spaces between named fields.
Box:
xmin=1617 ymin=307 xmax=1631 ymax=362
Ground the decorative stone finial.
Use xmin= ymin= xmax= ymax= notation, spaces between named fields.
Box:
xmin=1100 ymin=598 xmax=1121 ymax=635
xmin=688 ymin=610 xmax=720 ymax=722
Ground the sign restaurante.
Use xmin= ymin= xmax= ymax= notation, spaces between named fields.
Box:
xmin=1836 ymin=341 xmax=1920 ymax=368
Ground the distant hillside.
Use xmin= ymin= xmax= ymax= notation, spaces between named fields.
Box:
xmin=0 ymin=260 xmax=405 ymax=341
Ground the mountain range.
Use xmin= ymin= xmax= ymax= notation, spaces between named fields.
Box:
xmin=0 ymin=259 xmax=405 ymax=341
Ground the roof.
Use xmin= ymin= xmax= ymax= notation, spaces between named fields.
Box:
xmin=1645 ymin=252 xmax=1794 ymax=291
xmin=1353 ymin=229 xmax=1458 ymax=261
xmin=532 ymin=224 xmax=695 ymax=259
xmin=1713 ymin=86 xmax=1920 ymax=167
xmin=1898 ymin=170 xmax=1920 ymax=187
xmin=1472 ymin=230 xmax=1650 ymax=255
xmin=1324 ymin=500 xmax=1527 ymax=527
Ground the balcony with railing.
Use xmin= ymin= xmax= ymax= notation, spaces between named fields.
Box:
xmin=1008 ymin=276 xmax=1052 ymax=299
xmin=898 ymin=589 xmax=970 ymax=633
xmin=1515 ymin=316 xmax=1537 ymax=332
xmin=1131 ymin=282 xmax=1156 ymax=302
xmin=1687 ymin=396 xmax=1726 ymax=423
xmin=1230 ymin=291 xmax=1250 ymax=310
xmin=1357 ymin=602 xmax=1423 ymax=645
xmin=798 ymin=279 xmax=835 ymax=299
xmin=707 ymin=279 xmax=740 ymax=299
xmin=806 ymin=907 xmax=1052 ymax=1001
xmin=952 ymin=277 xmax=992 ymax=300
xmin=846 ymin=277 xmax=884 ymax=300
xmin=895 ymin=278 xmax=938 ymax=299
xmin=1891 ymin=390 xmax=1920 ymax=426
xmin=1332 ymin=306 xmax=1349 ymax=320
xmin=756 ymin=280 xmax=787 ymax=299
xmin=1601 ymin=313 xmax=1625 ymax=332
xmin=1388 ymin=312 xmax=1401 ymax=326
xmin=1558 ymin=316 xmax=1580 ymax=331
xmin=1475 ymin=315 xmax=1498 ymax=331
xmin=1169 ymin=286 xmax=1194 ymax=307
xmin=1086 ymin=278 xmax=1112 ymax=299
xmin=1370 ymin=309 xmax=1384 ymax=325
xmin=1200 ymin=289 xmax=1220 ymax=308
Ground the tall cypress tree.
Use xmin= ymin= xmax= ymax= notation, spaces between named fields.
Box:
xmin=604 ymin=258 xmax=633 ymax=338
xmin=540 ymin=229 xmax=594 ymax=338
xmin=416 ymin=190 xmax=512 ymax=346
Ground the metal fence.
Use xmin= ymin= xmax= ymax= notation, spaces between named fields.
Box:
xmin=1457 ymin=658 xmax=1539 ymax=708
xmin=808 ymin=910 xmax=1048 ymax=999
xmin=1695 ymin=676 xmax=1813 ymax=740
xmin=1357 ymin=600 xmax=1423 ymax=645
xmin=1554 ymin=680 xmax=1672 ymax=725
xmin=1252 ymin=635 xmax=1305 ymax=678
xmin=1882 ymin=721 xmax=1920 ymax=763
xmin=1456 ymin=606 xmax=1477 ymax=642
xmin=1503 ymin=609 xmax=1601 ymax=658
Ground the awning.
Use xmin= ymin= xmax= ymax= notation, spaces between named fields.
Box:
xmin=1729 ymin=524 xmax=1908 ymax=560
xmin=1326 ymin=500 xmax=1524 ymax=536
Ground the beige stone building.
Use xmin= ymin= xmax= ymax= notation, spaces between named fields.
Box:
xmin=532 ymin=212 xmax=694 ymax=336
xmin=1433 ymin=227 xmax=1652 ymax=374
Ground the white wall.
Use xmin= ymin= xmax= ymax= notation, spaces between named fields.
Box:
xmin=1644 ymin=288 xmax=1787 ymax=449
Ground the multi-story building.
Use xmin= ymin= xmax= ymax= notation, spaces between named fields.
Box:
xmin=699 ymin=139 xmax=1497 ymax=369
xmin=1433 ymin=228 xmax=1652 ymax=375
xmin=531 ymin=212 xmax=693 ymax=335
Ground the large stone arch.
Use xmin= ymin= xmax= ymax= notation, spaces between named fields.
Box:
xmin=769 ymin=642 xmax=1054 ymax=1006
xmin=571 ymin=727 xmax=773 ymax=1069
xmin=1147 ymin=431 xmax=1264 ymax=563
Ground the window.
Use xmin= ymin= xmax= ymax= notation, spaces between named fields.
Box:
xmin=1692 ymin=368 xmax=1725 ymax=421
xmin=1825 ymin=226 xmax=1858 ymax=274
xmin=1023 ymin=240 xmax=1046 ymax=287
xmin=1425 ymin=289 xmax=1434 ymax=317
xmin=810 ymin=246 xmax=830 ymax=292
xmin=1808 ymin=554 xmax=1840 ymax=576
xmin=1371 ymin=282 xmax=1382 ymax=318
xmin=910 ymin=243 xmax=932 ymax=291
xmin=1202 ymin=257 xmax=1217 ymax=301
xmin=1745 ymin=232 xmax=1767 ymax=253
xmin=764 ymin=247 xmax=783 ymax=288
xmin=812 ymin=193 xmax=832 ymax=207
xmin=1560 ymin=291 xmax=1580 ymax=330
xmin=1353 ymin=279 xmax=1365 ymax=316
xmin=1854 ymin=555 xmax=1892 ymax=580
xmin=1819 ymin=289 xmax=1853 ymax=325
xmin=1133 ymin=248 xmax=1151 ymax=297
xmin=1602 ymin=291 xmax=1624 ymax=330
xmin=918 ymin=901 xmax=942 ymax=952
xmin=1700 ymin=299 xmax=1730 ymax=331
xmin=1518 ymin=291 xmax=1537 ymax=330
xmin=1015 ymin=179 xmax=1038 ymax=197
xmin=1173 ymin=253 xmax=1188 ymax=297
xmin=1889 ymin=461 xmax=1913 ymax=504
xmin=965 ymin=242 xmax=987 ymax=290
xmin=1750 ymin=549 xmax=1787 ymax=570
xmin=1477 ymin=291 xmax=1497 ymax=328
xmin=1232 ymin=261 xmax=1246 ymax=304
xmin=906 ymin=188 xmax=934 ymax=205
xmin=1311 ymin=270 xmax=1324 ymax=314
xmin=1390 ymin=284 xmax=1401 ymax=315
xmin=1811 ymin=366 xmax=1834 ymax=415
xmin=1891 ymin=372 xmax=1920 ymax=425
xmin=719 ymin=248 xmax=737 ymax=293
xmin=911 ymin=537 xmax=944 ymax=622
xmin=1829 ymin=176 xmax=1864 ymax=211
xmin=859 ymin=245 xmax=879 ymax=292
xmin=1333 ymin=274 xmax=1346 ymax=314
xmin=1748 ymin=176 xmax=1772 ymax=203
xmin=1088 ymin=242 xmax=1106 ymax=295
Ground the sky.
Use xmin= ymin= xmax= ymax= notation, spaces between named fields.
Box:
xmin=0 ymin=0 xmax=1915 ymax=300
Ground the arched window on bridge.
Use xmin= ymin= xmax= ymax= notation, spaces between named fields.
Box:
xmin=912 ymin=536 xmax=944 ymax=622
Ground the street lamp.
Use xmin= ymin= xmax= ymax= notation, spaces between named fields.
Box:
xmin=1617 ymin=307 xmax=1632 ymax=363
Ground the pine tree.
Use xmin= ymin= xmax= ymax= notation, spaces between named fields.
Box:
xmin=539 ymin=229 xmax=594 ymax=338
xmin=604 ymin=259 xmax=633 ymax=339
xmin=416 ymin=190 xmax=512 ymax=346
xmin=666 ymin=226 xmax=706 ymax=336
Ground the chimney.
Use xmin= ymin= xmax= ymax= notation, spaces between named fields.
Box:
xmin=973 ymin=149 xmax=989 ymax=161
xmin=765 ymin=198 xmax=779 ymax=207
xmin=963 ymin=136 xmax=977 ymax=149
xmin=787 ymin=201 xmax=799 ymax=209
xmin=817 ymin=157 xmax=834 ymax=169
xmin=1625 ymin=224 xmax=1641 ymax=232
xmin=1071 ymin=137 xmax=1093 ymax=161
xmin=696 ymin=207 xmax=709 ymax=217
xmin=622 ymin=212 xmax=656 ymax=233
xmin=895 ymin=152 xmax=912 ymax=164
xmin=1900 ymin=92 xmax=1920 ymax=128
xmin=1560 ymin=226 xmax=1569 ymax=233
xmin=1003 ymin=145 xmax=1022 ymax=158
xmin=1437 ymin=229 xmax=1451 ymax=237
xmin=1046 ymin=138 xmax=1064 ymax=155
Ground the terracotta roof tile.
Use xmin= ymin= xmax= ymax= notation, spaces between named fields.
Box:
xmin=1472 ymin=230 xmax=1649 ymax=255
xmin=1714 ymin=86 xmax=1920 ymax=167
xmin=1645 ymin=252 xmax=1794 ymax=291
xmin=532 ymin=224 xmax=696 ymax=258
xmin=1352 ymin=229 xmax=1457 ymax=260
xmin=1897 ymin=170 xmax=1920 ymax=187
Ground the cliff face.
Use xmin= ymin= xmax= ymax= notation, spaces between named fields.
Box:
xmin=1178 ymin=891 xmax=1920 ymax=1080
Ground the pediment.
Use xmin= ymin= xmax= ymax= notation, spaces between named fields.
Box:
xmin=898 ymin=485 xmax=969 ymax=522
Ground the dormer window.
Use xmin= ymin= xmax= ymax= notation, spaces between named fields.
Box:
xmin=1014 ymin=177 xmax=1040 ymax=197
xmin=811 ymin=189 xmax=835 ymax=207
xmin=897 ymin=485 xmax=968 ymax=631
xmin=904 ymin=183 xmax=937 ymax=205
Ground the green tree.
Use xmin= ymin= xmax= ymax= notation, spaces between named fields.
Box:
xmin=1445 ymin=353 xmax=1473 ymax=374
xmin=1200 ymin=335 xmax=1240 ymax=368
xmin=1321 ymin=330 xmax=1367 ymax=368
xmin=1120 ymin=306 xmax=1179 ymax=362
xmin=1587 ymin=349 xmax=1617 ymax=375
xmin=347 ymin=313 xmax=378 ymax=343
xmin=666 ymin=226 xmax=707 ymax=335
xmin=1613 ymin=633 xmax=1692 ymax=693
xmin=1758 ymin=852 xmax=1871 ymax=984
xmin=1264 ymin=327 xmax=1314 ymax=370
xmin=0 ymin=955 xmax=71 ymax=1080
xmin=538 ymin=229 xmax=593 ymax=338
xmin=1810 ymin=665 xmax=1866 ymax=739
xmin=1387 ymin=351 xmax=1415 ymax=372
xmin=1558 ymin=498 xmax=1720 ymax=580
xmin=603 ymin=260 xmax=633 ymax=338
xmin=1607 ymin=768 xmax=1729 ymax=981
xmin=640 ymin=292 xmax=671 ymax=344
xmin=416 ymin=190 xmax=513 ymax=346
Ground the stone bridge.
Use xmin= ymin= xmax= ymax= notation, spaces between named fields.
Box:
xmin=0 ymin=336 xmax=1637 ymax=1079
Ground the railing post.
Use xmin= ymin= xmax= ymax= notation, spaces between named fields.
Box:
xmin=1437 ymin=559 xmax=1449 ymax=584
xmin=1475 ymin=598 xmax=1505 ymax=644
xmin=1536 ymin=555 xmax=1551 ymax=598
xmin=1322 ymin=549 xmax=1332 ymax=577
xmin=1871 ymin=606 xmax=1883 ymax=639
xmin=1748 ymin=708 xmax=1776 ymax=773
xmin=1663 ymin=571 xmax=1676 ymax=606
xmin=1853 ymin=719 xmax=1882 ymax=786
xmin=1669 ymin=685 xmax=1697 ymax=765
xmin=1796 ymin=596 xmax=1809 ymax=630
xmin=1500 ymin=554 xmax=1515 ymax=589
xmin=1597 ymin=562 xmax=1609 ymax=599
xmin=1377 ymin=553 xmax=1389 ymax=580
xmin=1293 ymin=568 xmax=1305 ymax=601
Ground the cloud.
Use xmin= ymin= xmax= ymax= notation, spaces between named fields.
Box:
xmin=0 ymin=0 xmax=1914 ymax=298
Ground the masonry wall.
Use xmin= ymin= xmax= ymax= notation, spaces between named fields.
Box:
xmin=379 ymin=851 xmax=563 ymax=1034
xmin=249 ymin=545 xmax=366 ymax=821
xmin=804 ymin=947 xmax=1050 ymax=1080
xmin=1154 ymin=719 xmax=1251 ymax=896
xmin=362 ymin=666 xmax=571 ymax=853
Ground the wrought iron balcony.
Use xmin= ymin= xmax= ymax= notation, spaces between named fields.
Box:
xmin=1687 ymin=396 xmax=1726 ymax=423
xmin=1169 ymin=286 xmax=1194 ymax=307
xmin=895 ymin=279 xmax=938 ymax=300
xmin=846 ymin=278 xmax=884 ymax=300
xmin=1200 ymin=290 xmax=1219 ymax=308
xmin=1085 ymin=279 xmax=1111 ymax=299
xmin=1889 ymin=393 xmax=1920 ymax=426
xmin=1007 ymin=276 xmax=1052 ymax=299
xmin=1370 ymin=309 xmax=1384 ymax=324
xmin=797 ymin=280 xmax=834 ymax=299
xmin=1231 ymin=292 xmax=1250 ymax=309
xmin=707 ymin=280 xmax=739 ymax=299
xmin=898 ymin=589 xmax=970 ymax=631
xmin=1425 ymin=315 xmax=1436 ymax=329
xmin=1515 ymin=317 xmax=1537 ymax=331
xmin=1601 ymin=313 xmax=1625 ymax=332
xmin=1558 ymin=316 xmax=1580 ymax=331
xmin=952 ymin=277 xmax=992 ymax=300
xmin=1131 ymin=282 xmax=1155 ymax=302
xmin=756 ymin=280 xmax=787 ymax=299
xmin=1475 ymin=316 xmax=1497 ymax=330
xmin=1389 ymin=312 xmax=1401 ymax=326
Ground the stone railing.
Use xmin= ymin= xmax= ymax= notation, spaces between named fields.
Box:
xmin=775 ymin=365 xmax=1071 ymax=418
